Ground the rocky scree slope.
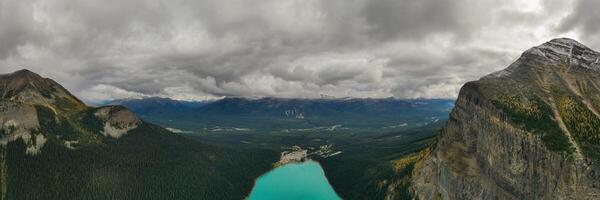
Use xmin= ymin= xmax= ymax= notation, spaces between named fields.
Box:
xmin=412 ymin=38 xmax=600 ymax=199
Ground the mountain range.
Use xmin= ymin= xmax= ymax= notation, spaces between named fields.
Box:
xmin=2 ymin=38 xmax=600 ymax=200
xmin=0 ymin=69 xmax=276 ymax=199
xmin=107 ymin=97 xmax=208 ymax=115
xmin=107 ymin=96 xmax=454 ymax=135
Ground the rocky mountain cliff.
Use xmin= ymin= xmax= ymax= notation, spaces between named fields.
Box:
xmin=0 ymin=70 xmax=276 ymax=199
xmin=0 ymin=69 xmax=86 ymax=112
xmin=0 ymin=70 xmax=141 ymax=155
xmin=412 ymin=38 xmax=600 ymax=199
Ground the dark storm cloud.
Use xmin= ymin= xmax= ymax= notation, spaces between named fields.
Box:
xmin=557 ymin=0 xmax=600 ymax=48
xmin=0 ymin=0 xmax=586 ymax=101
xmin=363 ymin=0 xmax=464 ymax=40
xmin=0 ymin=1 xmax=40 ymax=59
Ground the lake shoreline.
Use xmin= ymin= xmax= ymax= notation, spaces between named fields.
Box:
xmin=246 ymin=160 xmax=342 ymax=200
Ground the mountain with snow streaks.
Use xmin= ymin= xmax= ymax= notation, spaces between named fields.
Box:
xmin=412 ymin=38 xmax=600 ymax=199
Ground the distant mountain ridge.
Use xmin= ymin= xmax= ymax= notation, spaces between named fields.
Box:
xmin=198 ymin=97 xmax=453 ymax=116
xmin=107 ymin=97 xmax=208 ymax=115
xmin=108 ymin=96 xmax=454 ymax=134
xmin=110 ymin=96 xmax=454 ymax=117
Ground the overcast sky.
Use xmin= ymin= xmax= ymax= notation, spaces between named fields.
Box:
xmin=1 ymin=0 xmax=598 ymax=102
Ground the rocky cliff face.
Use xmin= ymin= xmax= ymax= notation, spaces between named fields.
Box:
xmin=412 ymin=38 xmax=600 ymax=199
xmin=93 ymin=106 xmax=141 ymax=139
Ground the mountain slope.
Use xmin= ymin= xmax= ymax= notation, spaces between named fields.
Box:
xmin=0 ymin=70 xmax=277 ymax=199
xmin=0 ymin=69 xmax=86 ymax=112
xmin=412 ymin=38 xmax=600 ymax=199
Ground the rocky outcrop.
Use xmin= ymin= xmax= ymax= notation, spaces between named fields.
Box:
xmin=412 ymin=38 xmax=600 ymax=199
xmin=0 ymin=102 xmax=47 ymax=155
xmin=94 ymin=106 xmax=141 ymax=139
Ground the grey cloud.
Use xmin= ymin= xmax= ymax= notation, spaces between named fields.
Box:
xmin=557 ymin=0 xmax=600 ymax=49
xmin=0 ymin=1 xmax=41 ymax=59
xmin=363 ymin=0 xmax=464 ymax=40
xmin=558 ymin=0 xmax=600 ymax=35
xmin=0 ymin=0 xmax=589 ymax=102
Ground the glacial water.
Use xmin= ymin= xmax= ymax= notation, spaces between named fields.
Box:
xmin=248 ymin=161 xmax=341 ymax=200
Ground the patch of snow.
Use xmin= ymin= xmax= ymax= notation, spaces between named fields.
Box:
xmin=328 ymin=124 xmax=342 ymax=131
xmin=166 ymin=127 xmax=193 ymax=134
xmin=20 ymin=131 xmax=31 ymax=141
xmin=208 ymin=127 xmax=251 ymax=132
xmin=486 ymin=69 xmax=512 ymax=78
xmin=3 ymin=120 xmax=19 ymax=128
xmin=25 ymin=134 xmax=47 ymax=155
xmin=328 ymin=151 xmax=342 ymax=157
xmin=281 ymin=125 xmax=349 ymax=133
xmin=525 ymin=47 xmax=546 ymax=57
xmin=385 ymin=123 xmax=408 ymax=129
xmin=540 ymin=43 xmax=571 ymax=56
xmin=64 ymin=140 xmax=79 ymax=150
xmin=101 ymin=122 xmax=137 ymax=139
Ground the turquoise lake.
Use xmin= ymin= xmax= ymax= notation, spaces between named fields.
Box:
xmin=248 ymin=161 xmax=341 ymax=200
